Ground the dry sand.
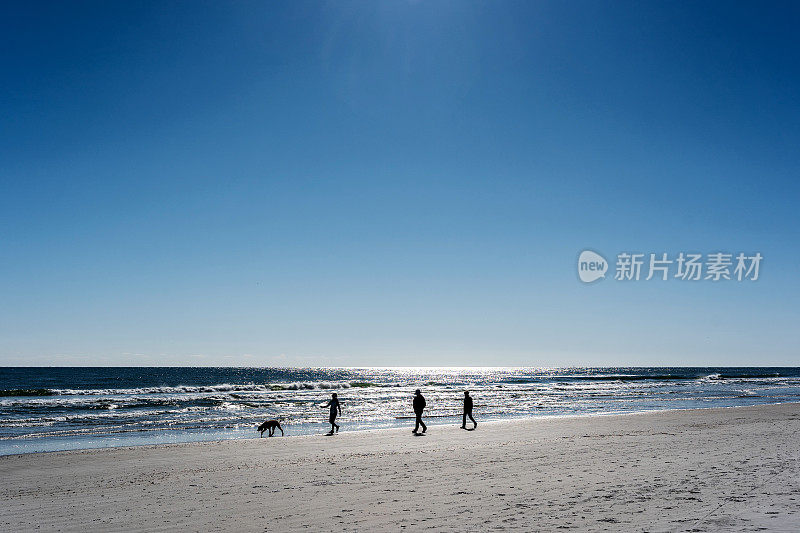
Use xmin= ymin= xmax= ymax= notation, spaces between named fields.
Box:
xmin=2 ymin=403 xmax=799 ymax=532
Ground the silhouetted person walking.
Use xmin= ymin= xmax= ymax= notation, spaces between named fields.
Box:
xmin=323 ymin=392 xmax=341 ymax=435
xmin=412 ymin=389 xmax=427 ymax=434
xmin=461 ymin=390 xmax=477 ymax=430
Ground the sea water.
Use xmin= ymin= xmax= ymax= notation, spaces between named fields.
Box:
xmin=2 ymin=366 xmax=799 ymax=454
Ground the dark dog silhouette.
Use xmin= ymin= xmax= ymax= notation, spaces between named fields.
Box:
xmin=257 ymin=419 xmax=284 ymax=437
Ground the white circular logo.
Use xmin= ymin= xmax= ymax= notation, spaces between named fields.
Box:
xmin=578 ymin=250 xmax=607 ymax=283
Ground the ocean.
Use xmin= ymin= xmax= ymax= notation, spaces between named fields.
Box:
xmin=1 ymin=367 xmax=799 ymax=455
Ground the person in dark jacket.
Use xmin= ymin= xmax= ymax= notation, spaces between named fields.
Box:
xmin=461 ymin=390 xmax=477 ymax=430
xmin=412 ymin=389 xmax=427 ymax=434
xmin=322 ymin=392 xmax=342 ymax=435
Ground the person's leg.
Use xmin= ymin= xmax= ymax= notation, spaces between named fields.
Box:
xmin=414 ymin=414 xmax=420 ymax=433
xmin=468 ymin=413 xmax=476 ymax=428
xmin=461 ymin=412 xmax=467 ymax=429
xmin=420 ymin=416 xmax=426 ymax=433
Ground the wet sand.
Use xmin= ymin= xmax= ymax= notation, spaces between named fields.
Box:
xmin=2 ymin=403 xmax=799 ymax=532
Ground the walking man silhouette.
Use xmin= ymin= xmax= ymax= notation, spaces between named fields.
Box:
xmin=412 ymin=389 xmax=427 ymax=434
xmin=323 ymin=392 xmax=341 ymax=435
xmin=461 ymin=390 xmax=477 ymax=430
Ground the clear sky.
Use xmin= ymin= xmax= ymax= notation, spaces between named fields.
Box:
xmin=2 ymin=1 xmax=799 ymax=366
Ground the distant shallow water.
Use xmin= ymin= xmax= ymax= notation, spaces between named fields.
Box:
xmin=2 ymin=367 xmax=799 ymax=455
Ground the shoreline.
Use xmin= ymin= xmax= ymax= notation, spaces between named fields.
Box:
xmin=3 ymin=400 xmax=797 ymax=458
xmin=5 ymin=366 xmax=797 ymax=457
xmin=3 ymin=402 xmax=799 ymax=531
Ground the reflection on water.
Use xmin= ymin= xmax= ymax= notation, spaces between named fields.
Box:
xmin=1 ymin=367 xmax=799 ymax=454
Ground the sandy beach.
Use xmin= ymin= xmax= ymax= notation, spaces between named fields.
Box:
xmin=2 ymin=403 xmax=799 ymax=532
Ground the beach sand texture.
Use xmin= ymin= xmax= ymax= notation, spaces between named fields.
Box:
xmin=2 ymin=403 xmax=799 ymax=532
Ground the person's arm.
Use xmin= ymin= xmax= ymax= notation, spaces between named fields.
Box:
xmin=337 ymin=402 xmax=342 ymax=415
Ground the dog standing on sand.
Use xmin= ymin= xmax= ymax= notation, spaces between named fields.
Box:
xmin=257 ymin=419 xmax=284 ymax=437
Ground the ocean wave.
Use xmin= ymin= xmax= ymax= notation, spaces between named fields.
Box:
xmin=2 ymin=374 xmax=792 ymax=399
xmin=0 ymin=382 xmax=357 ymax=399
xmin=271 ymin=381 xmax=352 ymax=391
xmin=0 ymin=395 xmax=239 ymax=411
xmin=50 ymin=384 xmax=274 ymax=395
xmin=3 ymin=368 xmax=800 ymax=455
xmin=537 ymin=372 xmax=786 ymax=382
xmin=0 ymin=389 xmax=56 ymax=397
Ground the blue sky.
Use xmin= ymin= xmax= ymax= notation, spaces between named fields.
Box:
xmin=1 ymin=1 xmax=799 ymax=366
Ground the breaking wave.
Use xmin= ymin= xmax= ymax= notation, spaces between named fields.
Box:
xmin=2 ymin=367 xmax=799 ymax=454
